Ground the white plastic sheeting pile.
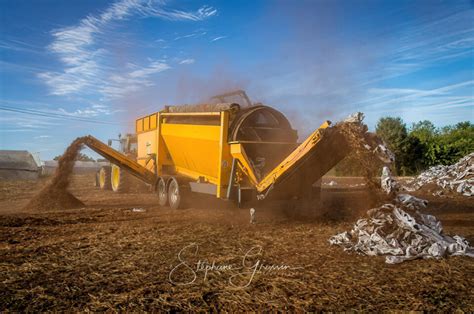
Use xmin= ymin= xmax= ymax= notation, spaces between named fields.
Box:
xmin=329 ymin=161 xmax=474 ymax=263
xmin=381 ymin=166 xmax=402 ymax=195
xmin=405 ymin=152 xmax=473 ymax=197
xmin=329 ymin=203 xmax=474 ymax=264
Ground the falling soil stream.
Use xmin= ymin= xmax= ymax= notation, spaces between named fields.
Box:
xmin=25 ymin=137 xmax=87 ymax=211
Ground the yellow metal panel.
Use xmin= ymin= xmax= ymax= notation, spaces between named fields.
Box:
xmin=161 ymin=123 xmax=221 ymax=180
xmin=217 ymin=111 xmax=231 ymax=198
xmin=136 ymin=119 xmax=143 ymax=133
xmin=155 ymin=113 xmax=172 ymax=175
xmin=174 ymin=166 xmax=219 ymax=185
xmin=150 ymin=114 xmax=157 ymax=129
xmin=137 ymin=130 xmax=158 ymax=172
xmin=161 ymin=112 xmax=221 ymax=117
xmin=230 ymin=143 xmax=259 ymax=186
xmin=144 ymin=116 xmax=150 ymax=131
xmin=161 ymin=123 xmax=221 ymax=141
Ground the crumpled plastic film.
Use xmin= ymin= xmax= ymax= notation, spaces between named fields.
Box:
xmin=329 ymin=159 xmax=474 ymax=264
xmin=394 ymin=193 xmax=428 ymax=210
xmin=404 ymin=152 xmax=473 ymax=197
xmin=343 ymin=112 xmax=365 ymax=124
xmin=329 ymin=203 xmax=474 ymax=264
xmin=381 ymin=166 xmax=402 ymax=195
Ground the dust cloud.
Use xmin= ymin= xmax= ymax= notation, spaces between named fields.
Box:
xmin=112 ymin=2 xmax=388 ymax=138
xmin=256 ymin=1 xmax=386 ymax=137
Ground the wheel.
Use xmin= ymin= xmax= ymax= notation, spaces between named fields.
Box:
xmin=168 ymin=177 xmax=181 ymax=209
xmin=111 ymin=164 xmax=131 ymax=193
xmin=98 ymin=166 xmax=111 ymax=190
xmin=157 ymin=177 xmax=168 ymax=206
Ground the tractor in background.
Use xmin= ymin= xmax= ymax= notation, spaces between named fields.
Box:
xmin=95 ymin=133 xmax=137 ymax=193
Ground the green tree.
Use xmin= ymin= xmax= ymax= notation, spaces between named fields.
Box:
xmin=431 ymin=121 xmax=474 ymax=165
xmin=375 ymin=117 xmax=408 ymax=174
xmin=376 ymin=117 xmax=407 ymax=150
xmin=399 ymin=135 xmax=424 ymax=175
xmin=410 ymin=120 xmax=436 ymax=143
xmin=408 ymin=120 xmax=436 ymax=169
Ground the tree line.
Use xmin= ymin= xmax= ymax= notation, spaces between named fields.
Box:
xmin=336 ymin=118 xmax=473 ymax=176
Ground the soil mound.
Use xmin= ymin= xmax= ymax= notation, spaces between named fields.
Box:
xmin=25 ymin=137 xmax=87 ymax=211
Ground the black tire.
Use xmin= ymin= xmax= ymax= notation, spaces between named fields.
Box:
xmin=111 ymin=165 xmax=131 ymax=193
xmin=168 ymin=177 xmax=181 ymax=210
xmin=98 ymin=166 xmax=112 ymax=190
xmin=157 ymin=177 xmax=168 ymax=206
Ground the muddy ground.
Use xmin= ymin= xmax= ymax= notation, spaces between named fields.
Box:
xmin=0 ymin=174 xmax=473 ymax=311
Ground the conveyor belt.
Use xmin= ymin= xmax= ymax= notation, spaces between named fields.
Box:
xmin=256 ymin=122 xmax=351 ymax=196
xmin=83 ymin=135 xmax=156 ymax=185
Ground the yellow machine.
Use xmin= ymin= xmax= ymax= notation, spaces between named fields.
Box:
xmin=84 ymin=91 xmax=352 ymax=209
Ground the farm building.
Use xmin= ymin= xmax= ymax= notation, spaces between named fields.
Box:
xmin=0 ymin=150 xmax=41 ymax=180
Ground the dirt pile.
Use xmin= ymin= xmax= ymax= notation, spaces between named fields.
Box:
xmin=333 ymin=112 xmax=395 ymax=192
xmin=25 ymin=137 xmax=87 ymax=211
xmin=167 ymin=103 xmax=239 ymax=112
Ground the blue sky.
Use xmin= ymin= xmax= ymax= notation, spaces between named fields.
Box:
xmin=0 ymin=0 xmax=473 ymax=160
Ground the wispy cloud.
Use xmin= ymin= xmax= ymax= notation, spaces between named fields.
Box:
xmin=211 ymin=36 xmax=226 ymax=42
xmin=174 ymin=31 xmax=207 ymax=41
xmin=365 ymin=9 xmax=474 ymax=84
xmin=39 ymin=0 xmax=216 ymax=98
xmin=0 ymin=60 xmax=52 ymax=74
xmin=0 ymin=113 xmax=59 ymax=130
xmin=146 ymin=5 xmax=216 ymax=21
xmin=129 ymin=60 xmax=170 ymax=78
xmin=179 ymin=58 xmax=195 ymax=65
xmin=0 ymin=99 xmax=121 ymax=129
xmin=56 ymin=104 xmax=122 ymax=117
xmin=38 ymin=59 xmax=103 ymax=95
xmin=355 ymin=80 xmax=474 ymax=126
xmin=0 ymin=128 xmax=38 ymax=133
xmin=357 ymin=80 xmax=474 ymax=109
xmin=98 ymin=60 xmax=171 ymax=98
xmin=0 ymin=99 xmax=55 ymax=108
xmin=0 ymin=39 xmax=43 ymax=54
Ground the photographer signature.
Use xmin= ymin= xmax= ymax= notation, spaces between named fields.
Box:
xmin=169 ymin=243 xmax=302 ymax=288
